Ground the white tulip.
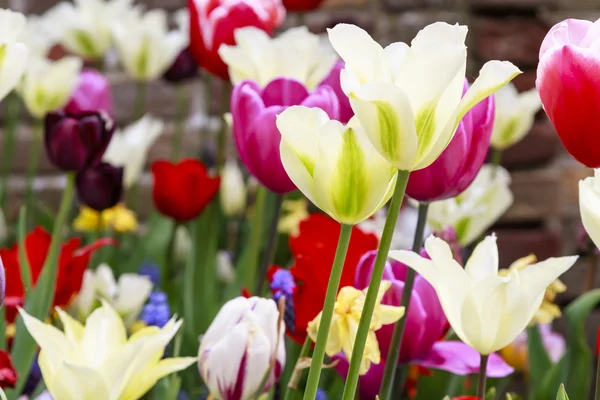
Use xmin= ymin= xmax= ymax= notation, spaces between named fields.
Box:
xmin=174 ymin=225 xmax=192 ymax=263
xmin=45 ymin=0 xmax=134 ymax=60
xmin=20 ymin=301 xmax=196 ymax=400
xmin=427 ymin=164 xmax=513 ymax=246
xmin=199 ymin=297 xmax=285 ymax=400
xmin=103 ymin=114 xmax=164 ymax=188
xmin=276 ymin=107 xmax=397 ymax=225
xmin=327 ymin=23 xmax=520 ymax=171
xmin=219 ymin=26 xmax=338 ymax=89
xmin=112 ymin=6 xmax=187 ymax=81
xmin=173 ymin=8 xmax=189 ymax=40
xmin=580 ymin=169 xmax=600 ymax=249
xmin=216 ymin=251 xmax=236 ymax=283
xmin=19 ymin=56 xmax=82 ymax=118
xmin=0 ymin=9 xmax=29 ymax=102
xmin=20 ymin=14 xmax=59 ymax=58
xmin=390 ymin=235 xmax=577 ymax=355
xmin=74 ymin=264 xmax=152 ymax=327
xmin=490 ymin=83 xmax=542 ymax=150
xmin=220 ymin=160 xmax=246 ymax=216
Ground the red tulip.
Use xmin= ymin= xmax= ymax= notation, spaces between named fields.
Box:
xmin=268 ymin=213 xmax=378 ymax=344
xmin=0 ymin=227 xmax=114 ymax=323
xmin=537 ymin=18 xmax=600 ymax=167
xmin=0 ymin=351 xmax=16 ymax=388
xmin=152 ymin=159 xmax=220 ymax=222
xmin=283 ymin=0 xmax=325 ymax=11
xmin=189 ymin=0 xmax=285 ymax=80
xmin=452 ymin=397 xmax=482 ymax=400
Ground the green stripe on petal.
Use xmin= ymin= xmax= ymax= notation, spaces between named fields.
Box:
xmin=0 ymin=45 xmax=6 ymax=68
xmin=414 ymin=102 xmax=437 ymax=159
xmin=331 ymin=127 xmax=368 ymax=219
xmin=372 ymin=100 xmax=400 ymax=161
xmin=298 ymin=154 xmax=315 ymax=176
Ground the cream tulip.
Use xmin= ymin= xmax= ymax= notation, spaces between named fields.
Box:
xmin=426 ymin=164 xmax=513 ymax=246
xmin=19 ymin=56 xmax=82 ymax=118
xmin=103 ymin=114 xmax=164 ymax=188
xmin=327 ymin=23 xmax=521 ymax=171
xmin=0 ymin=9 xmax=29 ymax=102
xmin=579 ymin=169 xmax=600 ymax=249
xmin=74 ymin=264 xmax=153 ymax=326
xmin=21 ymin=14 xmax=59 ymax=58
xmin=490 ymin=83 xmax=542 ymax=150
xmin=219 ymin=26 xmax=338 ymax=89
xmin=45 ymin=0 xmax=133 ymax=60
xmin=198 ymin=296 xmax=285 ymax=400
xmin=220 ymin=160 xmax=247 ymax=216
xmin=19 ymin=301 xmax=196 ymax=400
xmin=112 ymin=7 xmax=187 ymax=81
xmin=276 ymin=106 xmax=397 ymax=225
xmin=390 ymin=235 xmax=577 ymax=355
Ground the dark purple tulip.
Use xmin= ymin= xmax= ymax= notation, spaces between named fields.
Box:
xmin=76 ymin=162 xmax=123 ymax=211
xmin=163 ymin=48 xmax=199 ymax=83
xmin=45 ymin=111 xmax=115 ymax=172
xmin=406 ymin=79 xmax=495 ymax=202
xmin=64 ymin=69 xmax=114 ymax=116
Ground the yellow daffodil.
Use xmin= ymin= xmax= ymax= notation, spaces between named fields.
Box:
xmin=307 ymin=281 xmax=404 ymax=375
xmin=499 ymin=254 xmax=567 ymax=325
xmin=73 ymin=203 xmax=138 ymax=233
xmin=19 ymin=301 xmax=196 ymax=400
xmin=278 ymin=198 xmax=309 ymax=236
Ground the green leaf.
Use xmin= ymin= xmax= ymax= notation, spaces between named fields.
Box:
xmin=563 ymin=289 xmax=600 ymax=400
xmin=556 ymin=384 xmax=569 ymax=400
xmin=535 ymin=357 xmax=566 ymax=400
xmin=527 ymin=324 xmax=553 ymax=398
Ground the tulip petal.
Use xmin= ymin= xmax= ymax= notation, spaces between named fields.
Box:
xmin=62 ymin=362 xmax=111 ymax=399
xmin=464 ymin=235 xmax=499 ymax=283
xmin=55 ymin=308 xmax=85 ymax=344
xmin=102 ymin=339 xmax=147 ymax=399
xmin=121 ymin=357 xmax=197 ymax=400
xmin=580 ymin=172 xmax=600 ymax=248
xmin=518 ymin=256 xmax=579 ymax=304
xmin=0 ymin=43 xmax=28 ymax=102
xmin=80 ymin=300 xmax=127 ymax=366
xmin=349 ymin=82 xmax=417 ymax=170
xmin=327 ymin=24 xmax=391 ymax=85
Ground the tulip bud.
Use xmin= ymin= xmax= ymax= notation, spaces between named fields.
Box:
xmin=220 ymin=161 xmax=246 ymax=216
xmin=163 ymin=48 xmax=198 ymax=83
xmin=64 ymin=69 xmax=114 ymax=116
xmin=76 ymin=162 xmax=124 ymax=212
xmin=198 ymin=296 xmax=285 ymax=400
xmin=44 ymin=111 xmax=115 ymax=172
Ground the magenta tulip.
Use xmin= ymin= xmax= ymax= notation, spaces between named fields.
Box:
xmin=537 ymin=18 xmax=600 ymax=168
xmin=406 ymin=80 xmax=495 ymax=202
xmin=230 ymin=78 xmax=339 ymax=193
xmin=64 ymin=69 xmax=114 ymax=117
xmin=334 ymin=250 xmax=513 ymax=399
xmin=319 ymin=60 xmax=353 ymax=124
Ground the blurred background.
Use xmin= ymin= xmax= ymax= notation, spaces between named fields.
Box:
xmin=2 ymin=0 xmax=600 ymax=342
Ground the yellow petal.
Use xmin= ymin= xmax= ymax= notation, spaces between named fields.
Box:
xmin=121 ymin=357 xmax=197 ymax=400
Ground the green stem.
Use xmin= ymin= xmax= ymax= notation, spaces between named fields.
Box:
xmin=341 ymin=170 xmax=410 ymax=400
xmin=216 ymin=82 xmax=231 ymax=171
xmin=8 ymin=172 xmax=75 ymax=398
xmin=162 ymin=221 xmax=179 ymax=291
xmin=303 ymin=223 xmax=353 ymax=400
xmin=0 ymin=93 xmax=20 ymax=213
xmin=255 ymin=194 xmax=284 ymax=295
xmin=379 ymin=202 xmax=430 ymax=399
xmin=24 ymin=118 xmax=43 ymax=222
xmin=491 ymin=148 xmax=502 ymax=179
xmin=285 ymin=337 xmax=311 ymax=400
xmin=134 ymin=81 xmax=147 ymax=121
xmin=171 ymin=85 xmax=188 ymax=161
xmin=476 ymin=354 xmax=489 ymax=399
xmin=243 ymin=186 xmax=267 ymax=292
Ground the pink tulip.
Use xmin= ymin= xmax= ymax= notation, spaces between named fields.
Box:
xmin=64 ymin=69 xmax=113 ymax=117
xmin=230 ymin=78 xmax=339 ymax=194
xmin=334 ymin=250 xmax=513 ymax=399
xmin=319 ymin=60 xmax=353 ymax=124
xmin=537 ymin=18 xmax=600 ymax=168
xmin=406 ymin=80 xmax=495 ymax=202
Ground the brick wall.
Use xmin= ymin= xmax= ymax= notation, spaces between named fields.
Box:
xmin=4 ymin=0 xmax=600 ymax=342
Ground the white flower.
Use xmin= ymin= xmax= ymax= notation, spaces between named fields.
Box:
xmin=199 ymin=297 xmax=285 ymax=400
xmin=427 ymin=164 xmax=513 ymax=246
xmin=103 ymin=114 xmax=164 ymax=188
xmin=219 ymin=26 xmax=338 ymax=89
xmin=580 ymin=169 xmax=600 ymax=249
xmin=45 ymin=0 xmax=134 ymax=60
xmin=390 ymin=235 xmax=577 ymax=355
xmin=174 ymin=226 xmax=192 ymax=263
xmin=0 ymin=9 xmax=29 ymax=102
xmin=490 ymin=83 xmax=542 ymax=150
xmin=74 ymin=264 xmax=152 ymax=326
xmin=220 ymin=160 xmax=246 ymax=216
xmin=217 ymin=251 xmax=235 ymax=283
xmin=173 ymin=8 xmax=189 ymax=40
xmin=327 ymin=23 xmax=520 ymax=171
xmin=20 ymin=13 xmax=60 ymax=58
xmin=20 ymin=301 xmax=195 ymax=400
xmin=112 ymin=6 xmax=187 ymax=81
xmin=19 ymin=56 xmax=82 ymax=118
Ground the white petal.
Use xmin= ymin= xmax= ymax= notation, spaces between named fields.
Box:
xmin=62 ymin=362 xmax=111 ymax=399
xmin=0 ymin=43 xmax=28 ymax=102
xmin=114 ymin=274 xmax=153 ymax=317
xmin=580 ymin=173 xmax=600 ymax=249
xmin=80 ymin=300 xmax=127 ymax=366
xmin=464 ymin=235 xmax=499 ymax=283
